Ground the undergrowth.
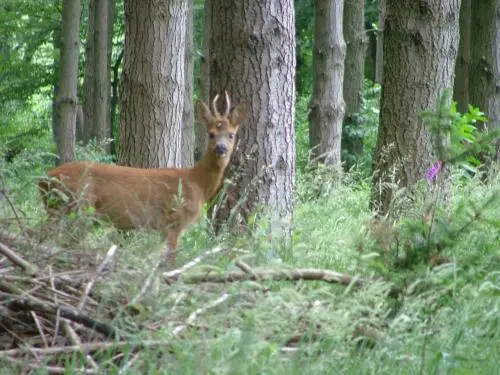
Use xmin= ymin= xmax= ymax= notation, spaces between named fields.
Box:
xmin=0 ymin=95 xmax=499 ymax=374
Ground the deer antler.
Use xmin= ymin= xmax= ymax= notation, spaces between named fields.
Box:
xmin=224 ymin=91 xmax=231 ymax=117
xmin=212 ymin=94 xmax=221 ymax=117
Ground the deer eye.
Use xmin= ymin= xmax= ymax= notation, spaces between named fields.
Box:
xmin=228 ymin=132 xmax=235 ymax=140
xmin=209 ymin=132 xmax=215 ymax=139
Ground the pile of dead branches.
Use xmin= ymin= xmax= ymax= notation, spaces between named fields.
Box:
xmin=0 ymin=229 xmax=398 ymax=373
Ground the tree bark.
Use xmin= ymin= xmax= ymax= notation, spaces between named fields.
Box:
xmin=110 ymin=49 xmax=123 ymax=155
xmin=51 ymin=24 xmax=61 ymax=153
xmin=182 ymin=0 xmax=195 ymax=167
xmin=209 ymin=0 xmax=296 ymax=230
xmin=83 ymin=0 xmax=113 ymax=152
xmin=57 ymin=0 xmax=81 ymax=165
xmin=119 ymin=0 xmax=186 ymax=168
xmin=375 ymin=0 xmax=385 ymax=84
xmin=468 ymin=0 xmax=500 ymax=160
xmin=196 ymin=0 xmax=211 ymax=162
xmin=371 ymin=0 xmax=460 ymax=215
xmin=342 ymin=0 xmax=366 ymax=166
xmin=453 ymin=0 xmax=471 ymax=113
xmin=309 ymin=0 xmax=346 ymax=167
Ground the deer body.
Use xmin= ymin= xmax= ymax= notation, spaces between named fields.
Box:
xmin=39 ymin=93 xmax=247 ymax=265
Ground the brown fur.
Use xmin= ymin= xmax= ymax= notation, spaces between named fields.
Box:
xmin=38 ymin=94 xmax=247 ymax=266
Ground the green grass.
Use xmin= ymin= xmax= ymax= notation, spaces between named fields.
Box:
xmin=1 ymin=107 xmax=499 ymax=374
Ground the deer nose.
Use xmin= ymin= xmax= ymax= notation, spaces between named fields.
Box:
xmin=215 ymin=144 xmax=228 ymax=156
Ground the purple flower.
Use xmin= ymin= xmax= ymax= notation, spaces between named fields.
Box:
xmin=426 ymin=160 xmax=442 ymax=183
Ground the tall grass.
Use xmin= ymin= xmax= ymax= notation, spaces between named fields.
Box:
xmin=0 ymin=96 xmax=498 ymax=374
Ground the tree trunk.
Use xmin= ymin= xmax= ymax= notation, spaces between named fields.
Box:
xmin=342 ymin=0 xmax=365 ymax=166
xmin=371 ymin=0 xmax=460 ymax=215
xmin=453 ymin=0 xmax=471 ymax=113
xmin=84 ymin=0 xmax=113 ymax=152
xmin=182 ymin=0 xmax=195 ymax=167
xmin=57 ymin=0 xmax=81 ymax=165
xmin=209 ymin=0 xmax=296 ymax=230
xmin=51 ymin=24 xmax=61 ymax=153
xmin=75 ymin=103 xmax=85 ymax=142
xmin=119 ymin=0 xmax=186 ymax=168
xmin=375 ymin=0 xmax=385 ymax=84
xmin=309 ymin=0 xmax=346 ymax=167
xmin=110 ymin=49 xmax=123 ymax=155
xmin=468 ymin=0 xmax=500 ymax=160
xmin=196 ymin=0 xmax=211 ymax=162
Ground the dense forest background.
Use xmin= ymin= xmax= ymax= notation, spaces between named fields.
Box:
xmin=0 ymin=0 xmax=499 ymax=373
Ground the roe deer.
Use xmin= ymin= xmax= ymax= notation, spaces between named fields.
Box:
xmin=38 ymin=92 xmax=247 ymax=266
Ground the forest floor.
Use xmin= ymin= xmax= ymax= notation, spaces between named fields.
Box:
xmin=0 ymin=156 xmax=499 ymax=374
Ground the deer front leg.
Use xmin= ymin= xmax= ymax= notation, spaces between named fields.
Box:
xmin=162 ymin=226 xmax=181 ymax=268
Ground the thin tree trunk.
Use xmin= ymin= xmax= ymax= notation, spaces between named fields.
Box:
xmin=51 ymin=24 xmax=61 ymax=153
xmin=309 ymin=0 xmax=346 ymax=167
xmin=182 ymin=0 xmax=195 ymax=167
xmin=343 ymin=0 xmax=366 ymax=166
xmin=375 ymin=0 xmax=385 ymax=84
xmin=371 ymin=0 xmax=460 ymax=215
xmin=83 ymin=0 xmax=96 ymax=144
xmin=453 ymin=0 xmax=471 ymax=114
xmin=84 ymin=0 xmax=112 ymax=152
xmin=209 ymin=0 xmax=296 ymax=230
xmin=119 ymin=0 xmax=186 ymax=168
xmin=57 ymin=0 xmax=81 ymax=164
xmin=110 ymin=49 xmax=123 ymax=155
xmin=196 ymin=0 xmax=211 ymax=162
xmin=468 ymin=0 xmax=500 ymax=160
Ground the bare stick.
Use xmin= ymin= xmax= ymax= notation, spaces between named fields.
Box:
xmin=0 ymin=340 xmax=172 ymax=357
xmin=0 ymin=356 xmax=97 ymax=375
xmin=31 ymin=311 xmax=49 ymax=348
xmin=79 ymin=245 xmax=118 ymax=309
xmin=235 ymin=260 xmax=254 ymax=275
xmin=181 ymin=268 xmax=364 ymax=287
xmin=0 ymin=289 xmax=118 ymax=338
xmin=162 ymin=247 xmax=229 ymax=280
xmin=118 ymin=352 xmax=140 ymax=374
xmin=128 ymin=257 xmax=162 ymax=305
xmin=0 ymin=241 xmax=39 ymax=276
xmin=173 ymin=292 xmax=231 ymax=337
xmin=62 ymin=321 xmax=99 ymax=370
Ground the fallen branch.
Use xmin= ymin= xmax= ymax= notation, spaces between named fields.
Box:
xmin=0 ymin=340 xmax=172 ymax=357
xmin=172 ymin=292 xmax=231 ymax=337
xmin=0 ymin=289 xmax=118 ymax=339
xmin=79 ymin=245 xmax=118 ymax=309
xmin=0 ymin=356 xmax=97 ymax=375
xmin=180 ymin=267 xmax=364 ymax=288
xmin=0 ymin=241 xmax=39 ymax=276
xmin=163 ymin=247 xmax=230 ymax=280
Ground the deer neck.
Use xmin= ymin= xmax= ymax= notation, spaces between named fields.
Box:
xmin=191 ymin=151 xmax=231 ymax=201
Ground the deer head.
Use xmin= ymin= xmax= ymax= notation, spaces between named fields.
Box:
xmin=196 ymin=92 xmax=248 ymax=161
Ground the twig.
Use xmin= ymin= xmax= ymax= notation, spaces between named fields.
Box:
xmin=0 ymin=340 xmax=172 ymax=357
xmin=128 ymin=258 xmax=163 ymax=305
xmin=62 ymin=321 xmax=99 ymax=370
xmin=0 ymin=356 xmax=97 ymax=375
xmin=162 ymin=247 xmax=230 ymax=280
xmin=0 ymin=241 xmax=39 ymax=276
xmin=235 ymin=260 xmax=254 ymax=275
xmin=0 ymin=188 xmax=25 ymax=231
xmin=78 ymin=245 xmax=118 ymax=310
xmin=172 ymin=292 xmax=231 ymax=337
xmin=0 ymin=289 xmax=119 ymax=338
xmin=118 ymin=352 xmax=140 ymax=374
xmin=30 ymin=311 xmax=49 ymax=348
xmin=0 ymin=229 xmax=62 ymax=257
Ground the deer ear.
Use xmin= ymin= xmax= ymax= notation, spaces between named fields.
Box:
xmin=229 ymin=103 xmax=248 ymax=127
xmin=196 ymin=101 xmax=214 ymax=124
